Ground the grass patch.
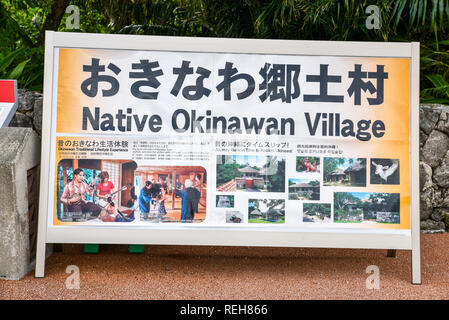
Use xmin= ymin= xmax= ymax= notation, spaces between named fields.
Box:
xmin=334 ymin=220 xmax=362 ymax=224
xmin=248 ymin=218 xmax=285 ymax=224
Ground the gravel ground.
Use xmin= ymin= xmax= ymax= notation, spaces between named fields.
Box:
xmin=1 ymin=233 xmax=448 ymax=300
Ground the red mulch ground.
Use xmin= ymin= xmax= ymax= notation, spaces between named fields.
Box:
xmin=1 ymin=233 xmax=448 ymax=300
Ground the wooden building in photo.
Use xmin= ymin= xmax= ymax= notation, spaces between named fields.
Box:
xmin=326 ymin=168 xmax=346 ymax=182
xmin=235 ymin=166 xmax=270 ymax=190
xmin=249 ymin=208 xmax=284 ymax=221
xmin=289 ymin=182 xmax=318 ymax=194
xmin=249 ymin=209 xmax=262 ymax=219
xmin=289 ymin=182 xmax=319 ymax=200
xmin=343 ymin=200 xmax=361 ymax=212
xmin=265 ymin=209 xmax=284 ymax=221
xmin=344 ymin=161 xmax=366 ymax=185
xmin=238 ymin=166 xmax=260 ymax=177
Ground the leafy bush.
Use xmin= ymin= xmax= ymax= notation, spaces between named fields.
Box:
xmin=1 ymin=0 xmax=448 ymax=103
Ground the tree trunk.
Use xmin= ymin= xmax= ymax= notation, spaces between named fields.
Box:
xmin=37 ymin=0 xmax=71 ymax=45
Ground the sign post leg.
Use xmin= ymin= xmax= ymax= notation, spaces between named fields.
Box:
xmin=386 ymin=250 xmax=396 ymax=258
xmin=412 ymin=245 xmax=421 ymax=284
xmin=35 ymin=30 xmax=54 ymax=278
xmin=411 ymin=42 xmax=421 ymax=285
xmin=34 ymin=236 xmax=46 ymax=278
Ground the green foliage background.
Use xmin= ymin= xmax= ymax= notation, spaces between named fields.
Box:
xmin=1 ymin=0 xmax=449 ymax=102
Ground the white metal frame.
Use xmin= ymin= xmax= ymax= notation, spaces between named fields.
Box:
xmin=35 ymin=31 xmax=420 ymax=284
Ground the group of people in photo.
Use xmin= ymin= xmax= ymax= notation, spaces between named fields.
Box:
xmin=59 ymin=166 xmax=204 ymax=223
xmin=60 ymin=168 xmax=134 ymax=222
xmin=138 ymin=175 xmax=201 ymax=222
xmin=138 ymin=177 xmax=167 ymax=219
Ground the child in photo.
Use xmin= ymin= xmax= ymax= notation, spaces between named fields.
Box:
xmin=157 ymin=187 xmax=167 ymax=218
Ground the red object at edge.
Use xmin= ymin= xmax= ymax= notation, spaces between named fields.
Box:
xmin=0 ymin=80 xmax=15 ymax=103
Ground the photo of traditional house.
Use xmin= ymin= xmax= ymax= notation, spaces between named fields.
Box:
xmin=248 ymin=199 xmax=285 ymax=223
xmin=336 ymin=201 xmax=364 ymax=222
xmin=324 ymin=158 xmax=367 ymax=187
xmin=216 ymin=155 xmax=285 ymax=192
xmin=303 ymin=203 xmax=331 ymax=223
xmin=345 ymin=160 xmax=367 ymax=186
xmin=288 ymin=178 xmax=320 ymax=200
xmin=327 ymin=168 xmax=346 ymax=183
xmin=235 ymin=166 xmax=265 ymax=189
xmin=134 ymin=165 xmax=207 ymax=223
xmin=56 ymin=159 xmax=138 ymax=222
xmin=334 ymin=192 xmax=400 ymax=224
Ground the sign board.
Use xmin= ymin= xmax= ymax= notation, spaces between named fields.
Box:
xmin=36 ymin=32 xmax=420 ymax=283
xmin=0 ymin=79 xmax=18 ymax=127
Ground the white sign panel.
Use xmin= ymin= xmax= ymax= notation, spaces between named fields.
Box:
xmin=35 ymin=32 xmax=420 ymax=283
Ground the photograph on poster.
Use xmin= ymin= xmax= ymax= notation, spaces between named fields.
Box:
xmin=334 ymin=192 xmax=400 ymax=224
xmin=323 ymin=158 xmax=367 ymax=187
xmin=370 ymin=158 xmax=400 ymax=185
xmin=248 ymin=199 xmax=285 ymax=224
xmin=296 ymin=156 xmax=320 ymax=173
xmin=225 ymin=211 xmax=244 ymax=223
xmin=216 ymin=155 xmax=285 ymax=193
xmin=288 ymin=178 xmax=320 ymax=200
xmin=57 ymin=159 xmax=207 ymax=223
xmin=216 ymin=195 xmax=234 ymax=208
xmin=134 ymin=165 xmax=206 ymax=223
xmin=57 ymin=159 xmax=137 ymax=222
xmin=303 ymin=203 xmax=331 ymax=223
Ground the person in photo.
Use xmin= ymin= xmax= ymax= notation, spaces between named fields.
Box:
xmin=157 ymin=187 xmax=167 ymax=218
xmin=192 ymin=174 xmax=202 ymax=213
xmin=126 ymin=183 xmax=137 ymax=209
xmin=60 ymin=168 xmax=102 ymax=219
xmin=139 ymin=181 xmax=155 ymax=219
xmin=96 ymin=171 xmax=120 ymax=220
xmin=175 ymin=179 xmax=201 ymax=222
xmin=149 ymin=178 xmax=163 ymax=210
